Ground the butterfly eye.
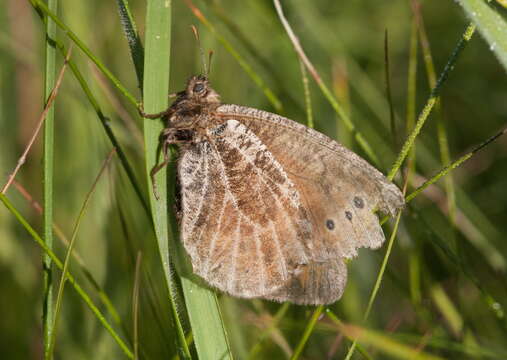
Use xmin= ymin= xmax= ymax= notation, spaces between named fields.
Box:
xmin=193 ymin=82 xmax=205 ymax=94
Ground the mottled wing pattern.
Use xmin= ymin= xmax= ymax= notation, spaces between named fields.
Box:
xmin=216 ymin=105 xmax=404 ymax=256
xmin=178 ymin=107 xmax=404 ymax=305
xmin=179 ymin=120 xmax=345 ymax=304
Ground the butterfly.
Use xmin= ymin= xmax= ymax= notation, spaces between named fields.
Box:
xmin=144 ymin=75 xmax=404 ymax=305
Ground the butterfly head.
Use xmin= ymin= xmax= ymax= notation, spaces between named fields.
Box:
xmin=167 ymin=75 xmax=221 ymax=129
xmin=184 ymin=75 xmax=221 ymax=105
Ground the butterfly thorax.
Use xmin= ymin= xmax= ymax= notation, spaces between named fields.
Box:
xmin=167 ymin=75 xmax=222 ymax=138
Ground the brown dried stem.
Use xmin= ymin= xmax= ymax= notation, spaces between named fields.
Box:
xmin=1 ymin=46 xmax=72 ymax=194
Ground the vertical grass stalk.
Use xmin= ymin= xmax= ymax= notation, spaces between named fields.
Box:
xmin=142 ymin=1 xmax=191 ymax=358
xmin=42 ymin=0 xmax=58 ymax=357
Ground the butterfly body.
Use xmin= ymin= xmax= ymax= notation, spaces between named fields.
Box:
xmin=156 ymin=75 xmax=404 ymax=305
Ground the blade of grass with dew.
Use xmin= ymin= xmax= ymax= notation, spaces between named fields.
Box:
xmin=459 ymin=0 xmax=507 ymax=71
xmin=42 ymin=0 xmax=57 ymax=356
xmin=144 ymin=1 xmax=232 ymax=358
xmin=405 ymin=126 xmax=507 ymax=204
xmin=387 ymin=23 xmax=476 ymax=181
xmin=0 ymin=194 xmax=134 ymax=358
xmin=406 ymin=13 xmax=422 ymax=307
xmin=142 ymin=1 xmax=191 ymax=358
xmin=48 ymin=149 xmax=115 ymax=357
xmin=28 ymin=0 xmax=138 ymax=106
xmin=413 ymin=0 xmax=457 ymax=234
xmin=116 ymin=0 xmax=144 ymax=85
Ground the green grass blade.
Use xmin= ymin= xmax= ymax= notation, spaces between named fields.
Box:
xmin=48 ymin=150 xmax=115 ymax=357
xmin=387 ymin=23 xmax=476 ymax=181
xmin=52 ymin=41 xmax=150 ymax=215
xmin=0 ymin=194 xmax=134 ymax=358
xmin=345 ymin=211 xmax=403 ymax=360
xmin=11 ymin=180 xmax=125 ymax=329
xmin=42 ymin=0 xmax=58 ymax=357
xmin=272 ymin=0 xmax=379 ymax=166
xmin=116 ymin=0 xmax=144 ymax=85
xmin=459 ymin=0 xmax=507 ymax=71
xmin=142 ymin=1 xmax=191 ymax=359
xmin=405 ymin=126 xmax=507 ymax=203
xmin=290 ymin=306 xmax=323 ymax=360
xmin=28 ymin=0 xmax=138 ymax=106
xmin=413 ymin=1 xmax=458 ymax=229
xmin=143 ymin=1 xmax=233 ymax=358
xmin=339 ymin=323 xmax=445 ymax=360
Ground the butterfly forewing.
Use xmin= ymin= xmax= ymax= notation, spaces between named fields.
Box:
xmin=179 ymin=120 xmax=316 ymax=300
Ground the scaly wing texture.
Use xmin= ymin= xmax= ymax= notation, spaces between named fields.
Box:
xmin=216 ymin=105 xmax=404 ymax=257
xmin=179 ymin=107 xmax=403 ymax=304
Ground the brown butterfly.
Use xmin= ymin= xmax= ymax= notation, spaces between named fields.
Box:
xmin=144 ymin=75 xmax=404 ymax=305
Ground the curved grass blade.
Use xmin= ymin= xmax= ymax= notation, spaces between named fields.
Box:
xmin=405 ymin=126 xmax=507 ymax=203
xmin=0 ymin=194 xmax=134 ymax=359
xmin=116 ymin=0 xmax=144 ymax=85
xmin=412 ymin=0 xmax=457 ymax=230
xmin=290 ymin=306 xmax=323 ymax=360
xmin=339 ymin=322 xmax=445 ymax=360
xmin=459 ymin=0 xmax=507 ymax=71
xmin=48 ymin=149 xmax=116 ymax=357
xmin=387 ymin=23 xmax=476 ymax=181
xmin=344 ymin=211 xmax=403 ymax=360
xmin=27 ymin=5 xmax=149 ymax=215
xmin=272 ymin=0 xmax=379 ymax=166
xmin=28 ymin=0 xmax=138 ymax=106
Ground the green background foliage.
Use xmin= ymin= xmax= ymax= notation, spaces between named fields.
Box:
xmin=0 ymin=0 xmax=506 ymax=359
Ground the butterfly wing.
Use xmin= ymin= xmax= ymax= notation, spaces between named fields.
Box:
xmin=216 ymin=105 xmax=404 ymax=256
xmin=178 ymin=107 xmax=403 ymax=305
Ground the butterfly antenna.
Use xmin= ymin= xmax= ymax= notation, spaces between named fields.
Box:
xmin=191 ymin=25 xmax=208 ymax=77
xmin=207 ymin=50 xmax=214 ymax=77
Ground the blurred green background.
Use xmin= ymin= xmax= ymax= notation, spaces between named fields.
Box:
xmin=1 ymin=0 xmax=506 ymax=359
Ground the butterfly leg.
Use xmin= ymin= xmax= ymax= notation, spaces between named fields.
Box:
xmin=150 ymin=132 xmax=173 ymax=200
xmin=138 ymin=103 xmax=173 ymax=119
xmin=150 ymin=128 xmax=194 ymax=199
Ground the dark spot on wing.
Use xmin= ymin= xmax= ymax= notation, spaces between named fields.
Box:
xmin=353 ymin=196 xmax=364 ymax=209
xmin=345 ymin=211 xmax=352 ymax=221
xmin=326 ymin=219 xmax=335 ymax=230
